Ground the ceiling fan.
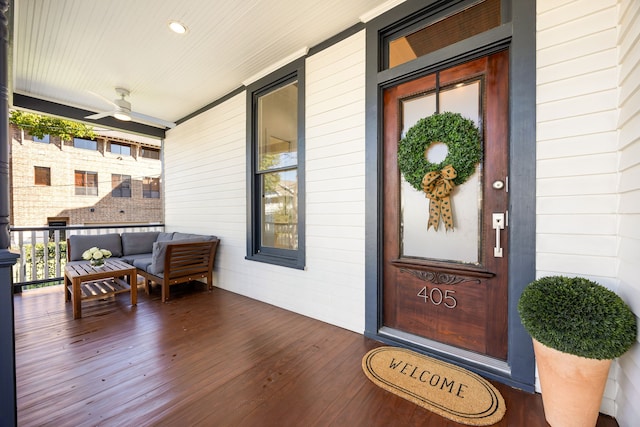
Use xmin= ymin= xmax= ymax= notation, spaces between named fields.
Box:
xmin=85 ymin=87 xmax=176 ymax=129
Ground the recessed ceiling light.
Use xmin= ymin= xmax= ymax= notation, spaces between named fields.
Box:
xmin=168 ymin=21 xmax=187 ymax=34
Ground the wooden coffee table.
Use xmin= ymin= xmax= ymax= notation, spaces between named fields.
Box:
xmin=64 ymin=259 xmax=137 ymax=319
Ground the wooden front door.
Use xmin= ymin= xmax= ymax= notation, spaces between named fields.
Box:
xmin=383 ymin=50 xmax=509 ymax=360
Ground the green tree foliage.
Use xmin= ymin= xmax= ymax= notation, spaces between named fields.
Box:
xmin=13 ymin=242 xmax=68 ymax=289
xmin=10 ymin=110 xmax=95 ymax=140
xmin=259 ymin=152 xmax=281 ymax=193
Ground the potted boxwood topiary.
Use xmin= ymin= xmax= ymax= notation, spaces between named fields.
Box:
xmin=518 ymin=276 xmax=637 ymax=427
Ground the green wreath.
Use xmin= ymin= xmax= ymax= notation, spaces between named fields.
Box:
xmin=398 ymin=112 xmax=482 ymax=192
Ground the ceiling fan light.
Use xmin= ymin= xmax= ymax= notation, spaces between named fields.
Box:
xmin=113 ymin=111 xmax=131 ymax=121
xmin=168 ymin=21 xmax=187 ymax=34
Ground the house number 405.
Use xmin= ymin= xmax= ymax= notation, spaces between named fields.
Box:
xmin=417 ymin=286 xmax=457 ymax=309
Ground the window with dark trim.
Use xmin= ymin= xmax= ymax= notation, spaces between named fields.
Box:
xmin=111 ymin=174 xmax=132 ymax=198
xmin=384 ymin=0 xmax=502 ymax=69
xmin=246 ymin=59 xmax=305 ymax=269
xmin=34 ymin=166 xmax=51 ymax=186
xmin=142 ymin=177 xmax=160 ymax=198
xmin=141 ymin=147 xmax=160 ymax=160
xmin=48 ymin=218 xmax=67 ymax=241
xmin=74 ymin=170 xmax=98 ymax=196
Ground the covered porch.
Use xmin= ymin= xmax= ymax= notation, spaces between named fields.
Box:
xmin=2 ymin=0 xmax=639 ymax=425
xmin=14 ymin=284 xmax=617 ymax=426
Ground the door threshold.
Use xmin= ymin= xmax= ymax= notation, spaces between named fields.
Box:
xmin=378 ymin=327 xmax=511 ymax=377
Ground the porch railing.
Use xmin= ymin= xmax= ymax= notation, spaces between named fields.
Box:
xmin=9 ymin=224 xmax=164 ymax=292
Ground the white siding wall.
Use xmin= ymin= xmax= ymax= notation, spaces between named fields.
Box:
xmin=304 ymin=31 xmax=367 ymax=330
xmin=163 ymin=30 xmax=367 ymax=333
xmin=616 ymin=1 xmax=640 ymax=425
xmin=164 ymin=92 xmax=247 ymax=294
xmin=536 ymin=0 xmax=621 ymax=416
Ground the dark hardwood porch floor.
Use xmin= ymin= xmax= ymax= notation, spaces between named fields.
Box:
xmin=14 ymin=283 xmax=618 ymax=427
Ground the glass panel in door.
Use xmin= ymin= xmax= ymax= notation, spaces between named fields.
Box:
xmin=401 ymin=80 xmax=482 ymax=263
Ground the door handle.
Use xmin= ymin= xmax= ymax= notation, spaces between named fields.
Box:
xmin=492 ymin=213 xmax=505 ymax=257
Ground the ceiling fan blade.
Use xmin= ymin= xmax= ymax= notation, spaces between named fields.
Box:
xmin=85 ymin=111 xmax=113 ymax=120
xmin=88 ymin=90 xmax=118 ymax=108
xmin=130 ymin=111 xmax=176 ymax=129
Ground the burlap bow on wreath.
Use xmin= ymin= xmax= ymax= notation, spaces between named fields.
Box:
xmin=422 ymin=164 xmax=457 ymax=231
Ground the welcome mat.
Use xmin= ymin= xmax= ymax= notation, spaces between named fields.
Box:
xmin=362 ymin=347 xmax=506 ymax=426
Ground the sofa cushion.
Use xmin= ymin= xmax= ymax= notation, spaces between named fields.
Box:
xmin=120 ymin=253 xmax=153 ymax=265
xmin=149 ymin=237 xmax=211 ymax=275
xmin=121 ymin=231 xmax=160 ymax=255
xmin=68 ymin=233 xmax=123 ymax=261
xmin=156 ymin=232 xmax=174 ymax=242
xmin=172 ymin=232 xmax=217 ymax=241
xmin=132 ymin=257 xmax=153 ymax=272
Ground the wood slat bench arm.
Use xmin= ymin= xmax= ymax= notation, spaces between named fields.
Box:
xmin=137 ymin=240 xmax=219 ymax=302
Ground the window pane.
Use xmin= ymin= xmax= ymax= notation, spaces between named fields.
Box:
xmin=86 ymin=172 xmax=98 ymax=196
xmin=33 ymin=134 xmax=50 ymax=143
xmin=143 ymin=177 xmax=160 ymax=198
xmin=257 ymin=82 xmax=298 ymax=171
xmin=111 ymin=143 xmax=131 ymax=156
xmin=34 ymin=166 xmax=51 ymax=186
xmin=121 ymin=176 xmax=131 ymax=197
xmin=112 ymin=174 xmax=131 ymax=197
xmin=141 ymin=148 xmax=160 ymax=159
xmin=400 ymin=81 xmax=482 ymax=263
xmin=261 ymin=169 xmax=298 ymax=250
xmin=86 ymin=172 xmax=97 ymax=187
xmin=387 ymin=0 xmax=501 ymax=69
xmin=75 ymin=170 xmax=98 ymax=196
xmin=73 ymin=138 xmax=97 ymax=150
xmin=74 ymin=171 xmax=85 ymax=187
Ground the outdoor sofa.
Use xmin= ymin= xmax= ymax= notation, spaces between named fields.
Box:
xmin=67 ymin=231 xmax=219 ymax=302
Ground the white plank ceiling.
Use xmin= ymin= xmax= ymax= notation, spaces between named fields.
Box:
xmin=10 ymin=0 xmax=400 ymax=132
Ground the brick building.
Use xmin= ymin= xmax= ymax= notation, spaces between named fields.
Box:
xmin=9 ymin=125 xmax=163 ymax=227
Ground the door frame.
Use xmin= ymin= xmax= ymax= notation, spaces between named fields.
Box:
xmin=363 ymin=0 xmax=537 ymax=391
